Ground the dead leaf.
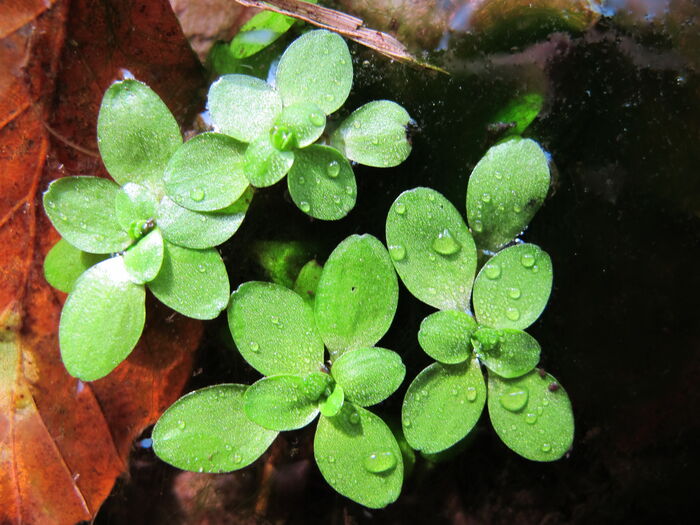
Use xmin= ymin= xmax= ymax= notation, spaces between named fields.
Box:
xmin=0 ymin=1 xmax=206 ymax=523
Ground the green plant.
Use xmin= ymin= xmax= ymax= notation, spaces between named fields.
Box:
xmin=152 ymin=234 xmax=407 ymax=508
xmin=207 ymin=29 xmax=413 ymax=219
xmin=42 ymin=79 xmax=253 ymax=381
xmin=386 ymin=137 xmax=574 ymax=461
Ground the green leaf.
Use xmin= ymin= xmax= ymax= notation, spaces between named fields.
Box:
xmin=314 ymin=234 xmax=398 ymax=360
xmin=275 ymin=29 xmax=353 ymax=115
xmin=319 ymin=383 xmax=345 ymax=417
xmin=487 ymin=369 xmax=574 ymax=461
xmin=97 ymin=79 xmax=181 ymax=192
xmin=472 ymin=243 xmax=553 ymax=330
xmin=156 ymin=188 xmax=252 ymax=249
xmin=229 ymin=11 xmax=296 ymax=59
xmin=43 ymin=176 xmax=131 ymax=254
xmin=43 ymin=239 xmax=106 ymax=293
xmin=466 ymin=138 xmax=550 ymax=250
xmin=243 ymin=133 xmax=295 ymax=187
xmin=123 ymin=229 xmax=164 ymax=284
xmin=163 ymin=132 xmax=248 ymax=212
xmin=244 ymin=375 xmax=320 ymax=431
xmin=293 ymin=259 xmax=323 ymax=305
xmin=152 ymin=384 xmax=278 ymax=472
xmin=385 ymin=188 xmax=477 ymax=311
xmin=147 ymin=241 xmax=229 ymax=320
xmin=114 ymin=182 xmax=157 ymax=232
xmin=272 ymin=101 xmax=326 ymax=148
xmin=314 ymin=405 xmax=403 ymax=508
xmin=208 ymin=74 xmax=282 ymax=143
xmin=331 ymin=347 xmax=405 ymax=407
xmin=59 ymin=257 xmax=145 ymax=381
xmin=331 ymin=100 xmax=412 ymax=167
xmin=489 ymin=92 xmax=544 ymax=137
xmin=472 ymin=327 xmax=540 ymax=379
xmin=287 ymin=145 xmax=356 ymax=220
xmin=418 ymin=310 xmax=477 ymax=364
xmin=227 ymin=281 xmax=325 ymax=376
xmin=402 ymin=358 xmax=486 ymax=454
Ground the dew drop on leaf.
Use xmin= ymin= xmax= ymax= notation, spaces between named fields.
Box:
xmin=466 ymin=386 xmax=478 ymax=402
xmin=249 ymin=341 xmax=260 ymax=352
xmin=431 ymin=228 xmax=461 ymax=256
xmin=473 ymin=220 xmax=484 ymax=233
xmin=395 ymin=202 xmax=406 ymax=215
xmin=508 ymin=287 xmax=522 ymax=299
xmin=233 ymin=453 xmax=242 ymax=463
xmin=484 ymin=263 xmax=501 ymax=280
xmin=499 ymin=386 xmax=529 ymax=412
xmin=177 ymin=420 xmax=186 ymax=430
xmin=541 ymin=443 xmax=552 ymax=453
xmin=482 ymin=193 xmax=492 ymax=203
xmin=189 ymin=187 xmax=205 ymax=202
xmin=327 ymin=160 xmax=340 ymax=178
xmin=520 ymin=253 xmax=536 ymax=268
xmin=505 ymin=307 xmax=520 ymax=321
xmin=388 ymin=244 xmax=406 ymax=261
xmin=299 ymin=201 xmax=311 ymax=213
xmin=363 ymin=451 xmax=397 ymax=474
xmin=525 ymin=412 xmax=538 ymax=424
xmin=309 ymin=112 xmax=325 ymax=126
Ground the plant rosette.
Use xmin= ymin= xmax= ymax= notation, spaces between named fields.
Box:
xmin=152 ymin=234 xmax=407 ymax=508
xmin=385 ymin=137 xmax=574 ymax=461
xmin=43 ymin=79 xmax=255 ymax=381
xmin=207 ymin=28 xmax=414 ymax=220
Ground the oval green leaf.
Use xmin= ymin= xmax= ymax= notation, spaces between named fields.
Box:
xmin=227 ymin=281 xmax=325 ymax=376
xmin=152 ymin=384 xmax=278 ymax=472
xmin=59 ymin=257 xmax=145 ymax=381
xmin=43 ymin=176 xmax=131 ymax=254
xmin=385 ymin=187 xmax=477 ymax=311
xmin=243 ymin=133 xmax=295 ymax=187
xmin=123 ymin=228 xmax=164 ymax=284
xmin=163 ymin=132 xmax=248 ymax=211
xmin=319 ymin=383 xmax=345 ymax=418
xmin=330 ymin=347 xmax=405 ymax=407
xmin=44 ymin=239 xmax=106 ymax=294
xmin=208 ymin=74 xmax=282 ymax=143
xmin=489 ymin=92 xmax=544 ymax=137
xmin=314 ymin=405 xmax=403 ymax=508
xmin=472 ymin=243 xmax=553 ymax=330
xmin=97 ymin=79 xmax=181 ymax=192
xmin=114 ymin=182 xmax=157 ymax=231
xmin=331 ymin=100 xmax=412 ymax=167
xmin=272 ymin=101 xmax=326 ymax=148
xmin=287 ymin=145 xmax=356 ymax=220
xmin=147 ymin=241 xmax=229 ymax=320
xmin=156 ymin=188 xmax=252 ymax=249
xmin=472 ymin=327 xmax=540 ymax=378
xmin=314 ymin=234 xmax=398 ymax=359
xmin=402 ymin=358 xmax=486 ymax=454
xmin=418 ymin=310 xmax=477 ymax=364
xmin=229 ymin=11 xmax=297 ymax=59
xmin=293 ymin=259 xmax=323 ymax=305
xmin=244 ymin=375 xmax=320 ymax=431
xmin=466 ymin=138 xmax=550 ymax=250
xmin=275 ymin=29 xmax=353 ymax=115
xmin=487 ymin=369 xmax=574 ymax=461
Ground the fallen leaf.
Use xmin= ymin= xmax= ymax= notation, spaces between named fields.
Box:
xmin=0 ymin=1 xmax=206 ymax=523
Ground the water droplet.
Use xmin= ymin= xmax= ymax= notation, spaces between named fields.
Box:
xmin=513 ymin=204 xmax=522 ymax=213
xmin=353 ymin=121 xmax=361 ymax=129
xmin=389 ymin=244 xmax=406 ymax=261
xmin=271 ymin=315 xmax=282 ymax=327
xmin=233 ymin=453 xmax=242 ymax=463
xmin=309 ymin=112 xmax=325 ymax=126
xmin=536 ymin=406 xmax=544 ymax=415
xmin=428 ymin=254 xmax=436 ymax=262
xmin=328 ymin=455 xmax=336 ymax=463
xmin=345 ymin=185 xmax=354 ymax=195
xmin=190 ymin=188 xmax=205 ymax=202
xmin=363 ymin=451 xmax=397 ymax=474
xmin=325 ymin=94 xmax=335 ymax=102
xmin=299 ymin=201 xmax=311 ymax=213
xmin=403 ymin=417 xmax=412 ymax=428
xmin=482 ymin=193 xmax=492 ymax=203
xmin=298 ymin=176 xmax=306 ymax=185
xmin=197 ymin=264 xmax=206 ymax=273
xmin=271 ymin=125 xmax=295 ymax=151
xmin=500 ymin=386 xmax=528 ymax=412
xmin=177 ymin=420 xmax=186 ymax=430
xmin=473 ymin=220 xmax=484 ymax=233
xmin=520 ymin=253 xmax=536 ymax=268
xmin=326 ymin=160 xmax=340 ymax=178
xmin=371 ymin=137 xmax=379 ymax=145
xmin=431 ymin=228 xmax=461 ymax=256
xmin=494 ymin=171 xmax=503 ymax=180
xmin=421 ymin=389 xmax=428 ymax=398
xmin=428 ymin=287 xmax=437 ymax=295
xmin=349 ymin=412 xmax=360 ymax=425
xmin=249 ymin=341 xmax=260 ymax=353
xmin=395 ymin=202 xmax=406 ymax=215
xmin=47 ymin=201 xmax=56 ymax=209
xmin=466 ymin=387 xmax=477 ymax=402
xmin=541 ymin=443 xmax=552 ymax=453
xmin=505 ymin=307 xmax=520 ymax=321
xmin=484 ymin=263 xmax=501 ymax=280
xmin=525 ymin=413 xmax=538 ymax=425
xmin=542 ymin=398 xmax=550 ymax=407
xmin=508 ymin=287 xmax=521 ymax=299
xmin=59 ymin=213 xmax=68 ymax=221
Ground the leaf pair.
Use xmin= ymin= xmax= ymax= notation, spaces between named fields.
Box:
xmin=153 ymin=234 xmax=406 ymax=508
xmin=386 ymin=138 xmax=573 ymax=460
xmin=208 ymin=29 xmax=413 ymax=219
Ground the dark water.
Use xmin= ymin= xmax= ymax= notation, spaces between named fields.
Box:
xmin=96 ymin=5 xmax=699 ymax=524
